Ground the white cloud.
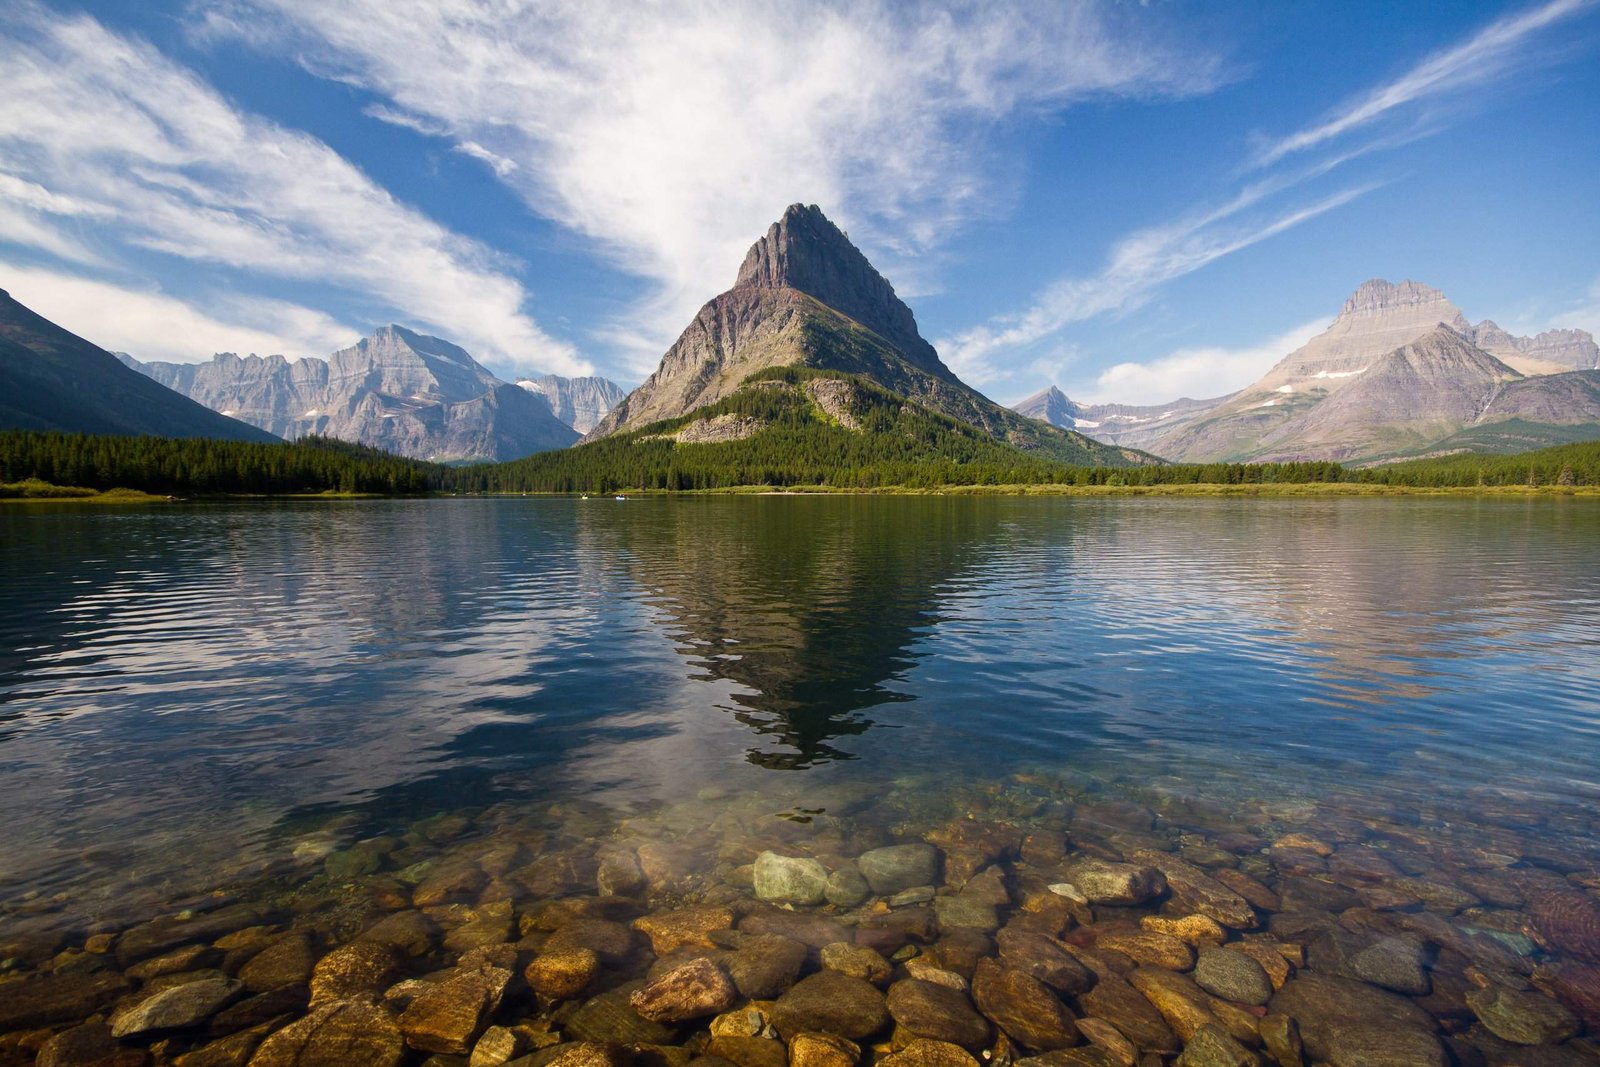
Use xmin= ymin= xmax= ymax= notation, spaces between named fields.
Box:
xmin=194 ymin=0 xmax=1221 ymax=371
xmin=1069 ymin=317 xmax=1333 ymax=407
xmin=1256 ymin=0 xmax=1595 ymax=167
xmin=0 ymin=2 xmax=587 ymax=376
xmin=1 ymin=259 xmax=358 ymax=363
xmin=940 ymin=184 xmax=1377 ymax=385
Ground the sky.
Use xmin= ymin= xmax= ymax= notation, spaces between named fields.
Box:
xmin=1 ymin=0 xmax=1597 ymax=406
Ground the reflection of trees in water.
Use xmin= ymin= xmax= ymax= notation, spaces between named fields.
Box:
xmin=602 ymin=497 xmax=1003 ymax=768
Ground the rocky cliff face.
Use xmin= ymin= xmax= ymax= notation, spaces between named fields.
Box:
xmin=515 ymin=374 xmax=626 ymax=434
xmin=1125 ymin=279 xmax=1600 ymax=463
xmin=587 ymin=203 xmax=1118 ymax=463
xmin=122 ymin=325 xmax=577 ymax=462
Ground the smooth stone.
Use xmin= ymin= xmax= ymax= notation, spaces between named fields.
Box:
xmin=595 ymin=844 xmax=646 ymax=898
xmin=709 ymin=1006 xmax=775 ymax=1039
xmin=542 ymin=920 xmax=636 ymax=966
xmin=111 ymin=976 xmax=243 ymax=1037
xmin=207 ymin=986 xmax=310 ymax=1036
xmin=933 ymin=895 xmax=999 ymax=932
xmin=1193 ymin=947 xmax=1273 ymax=1006
xmin=1337 ymin=937 xmax=1431 ymax=996
xmin=1065 ymin=861 xmax=1167 ymax=906
xmin=469 ymin=1026 xmax=528 ymax=1067
xmin=359 ymin=911 xmax=439 ymax=957
xmin=820 ymin=941 xmax=894 ymax=985
xmin=1078 ymin=974 xmax=1180 ymax=1054
xmin=1258 ymin=1013 xmax=1303 ymax=1067
xmin=995 ymin=928 xmax=1094 ymax=996
xmin=1096 ymin=930 xmax=1194 ymax=971
xmin=720 ymin=933 xmax=807 ymax=999
xmin=788 ymin=1031 xmax=863 ymax=1067
xmin=858 ymin=845 xmax=940 ymax=896
xmin=565 ymin=985 xmax=677 ymax=1046
xmin=629 ymin=958 xmax=737 ymax=1023
xmin=1075 ymin=1018 xmax=1138 ymax=1067
xmin=753 ymin=852 xmax=829 ymax=906
xmin=739 ymin=908 xmax=850 ymax=949
xmin=885 ymin=978 xmax=990 ymax=1051
xmin=524 ymin=948 xmax=600 ymax=1001
xmin=1465 ymin=985 xmax=1580 ymax=1045
xmin=1143 ymin=915 xmax=1228 ymax=948
xmin=1267 ymin=973 xmax=1443 ymax=1066
xmin=1176 ymin=1023 xmax=1262 ymax=1067
xmin=633 ymin=907 xmax=734 ymax=956
xmin=1131 ymin=852 xmax=1256 ymax=930
xmin=770 ymin=971 xmax=890 ymax=1042
xmin=36 ymin=1021 xmax=148 ymax=1067
xmin=890 ymin=887 xmax=936 ymax=907
xmin=703 ymin=1036 xmax=786 ymax=1067
xmin=1127 ymin=968 xmax=1259 ymax=1047
xmin=969 ymin=957 xmax=1078 ymax=1052
xmin=397 ymin=965 xmax=511 ymax=1054
xmin=0 ymin=971 xmax=131 ymax=1030
xmin=824 ymin=867 xmax=872 ymax=908
xmin=240 ymin=935 xmax=316 ymax=994
xmin=308 ymin=942 xmax=402 ymax=1006
xmin=246 ymin=998 xmax=405 ymax=1067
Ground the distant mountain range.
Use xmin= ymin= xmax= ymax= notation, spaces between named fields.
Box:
xmin=585 ymin=203 xmax=1141 ymax=468
xmin=515 ymin=374 xmax=626 ymax=435
xmin=1015 ymin=279 xmax=1600 ymax=464
xmin=0 ymin=288 xmax=276 ymax=443
xmin=119 ymin=330 xmax=623 ymax=463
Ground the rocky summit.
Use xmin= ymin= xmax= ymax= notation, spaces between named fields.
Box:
xmin=587 ymin=203 xmax=1139 ymax=466
xmin=1016 ymin=278 xmax=1600 ymax=464
xmin=122 ymin=326 xmax=584 ymax=463
xmin=515 ymin=375 xmax=627 ymax=435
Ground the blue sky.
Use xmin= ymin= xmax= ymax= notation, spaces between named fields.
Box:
xmin=1 ymin=1 xmax=1597 ymax=405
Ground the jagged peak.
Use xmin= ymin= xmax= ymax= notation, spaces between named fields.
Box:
xmin=1340 ymin=279 xmax=1455 ymax=318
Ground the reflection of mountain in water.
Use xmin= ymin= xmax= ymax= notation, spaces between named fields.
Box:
xmin=600 ymin=497 xmax=1000 ymax=768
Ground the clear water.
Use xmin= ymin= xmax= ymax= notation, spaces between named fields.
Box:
xmin=3 ymin=494 xmax=1598 ymax=938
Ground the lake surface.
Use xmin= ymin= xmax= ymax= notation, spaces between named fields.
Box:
xmin=3 ymin=495 xmax=1599 ymax=1059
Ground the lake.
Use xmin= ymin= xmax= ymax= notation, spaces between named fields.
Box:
xmin=2 ymin=495 xmax=1598 ymax=1062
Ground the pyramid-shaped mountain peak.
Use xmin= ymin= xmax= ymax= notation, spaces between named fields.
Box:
xmin=733 ymin=203 xmax=934 ymax=366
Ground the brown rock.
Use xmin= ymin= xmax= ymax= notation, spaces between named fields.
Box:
xmin=246 ymin=998 xmax=404 ymax=1067
xmin=1127 ymin=968 xmax=1258 ymax=1047
xmin=721 ymin=933 xmax=807 ymax=999
xmin=1465 ymin=984 xmax=1579 ymax=1045
xmin=1130 ymin=852 xmax=1255 ymax=930
xmin=0 ymin=971 xmax=131 ymax=1030
xmin=1267 ymin=973 xmax=1442 ymax=1066
xmin=970 ymin=957 xmax=1079 ymax=1051
xmin=565 ymin=984 xmax=677 ymax=1045
xmin=543 ymin=920 xmax=636 ymax=966
xmin=412 ymin=860 xmax=488 ymax=907
xmin=770 ymin=971 xmax=890 ymax=1042
xmin=1257 ymin=1013 xmax=1302 ymax=1067
xmin=525 ymin=1042 xmax=631 ymax=1067
xmin=1175 ymin=1024 xmax=1261 ymax=1067
xmin=820 ymin=942 xmax=893 ymax=986
xmin=636 ymin=841 xmax=706 ymax=891
xmin=1096 ymin=931 xmax=1194 ymax=971
xmin=1539 ymin=961 xmax=1600 ymax=1029
xmin=358 ymin=912 xmax=438 ymax=957
xmin=111 ymin=976 xmax=243 ymax=1037
xmin=885 ymin=978 xmax=990 ymax=1051
xmin=703 ymin=1036 xmax=785 ymax=1067
xmin=308 ymin=942 xmax=401 ymax=1006
xmin=629 ymin=959 xmax=737 ymax=1023
xmin=926 ymin=821 xmax=1022 ymax=885
xmin=1142 ymin=915 xmax=1226 ymax=948
xmin=1192 ymin=948 xmax=1273 ymax=1006
xmin=397 ymin=964 xmax=511 ymax=1053
xmin=739 ymin=908 xmax=850 ymax=949
xmin=36 ymin=1022 xmax=148 ymax=1067
xmin=240 ymin=935 xmax=316 ymax=994
xmin=176 ymin=1023 xmax=275 ymax=1067
xmin=787 ymin=1032 xmax=862 ymax=1067
xmin=1230 ymin=942 xmax=1293 ymax=990
xmin=877 ymin=1038 xmax=978 ymax=1067
xmin=633 ymin=907 xmax=734 ymax=956
xmin=1064 ymin=860 xmax=1167 ymax=906
xmin=596 ymin=845 xmax=646 ymax=898
xmin=1531 ymin=889 xmax=1600 ymax=964
xmin=525 ymin=949 xmax=601 ymax=1001
xmin=1074 ymin=1018 xmax=1136 ymax=1067
xmin=995 ymin=928 xmax=1094 ymax=995
xmin=1078 ymin=974 xmax=1180 ymax=1054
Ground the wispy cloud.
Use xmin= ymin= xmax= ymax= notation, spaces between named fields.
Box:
xmin=1 ymin=259 xmax=357 ymax=363
xmin=940 ymin=184 xmax=1377 ymax=384
xmin=1069 ymin=317 xmax=1333 ymax=407
xmin=1256 ymin=0 xmax=1596 ymax=167
xmin=0 ymin=2 xmax=585 ymax=373
xmin=194 ymin=0 xmax=1222 ymax=372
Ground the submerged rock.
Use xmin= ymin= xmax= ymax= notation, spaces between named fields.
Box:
xmin=970 ymin=957 xmax=1078 ymax=1051
xmin=753 ymin=852 xmax=829 ymax=905
xmin=858 ymin=844 xmax=940 ymax=895
xmin=629 ymin=958 xmax=737 ymax=1023
xmin=1193 ymin=947 xmax=1273 ymax=1006
xmin=1064 ymin=861 xmax=1166 ymax=906
xmin=1465 ymin=984 xmax=1580 ymax=1045
xmin=885 ymin=978 xmax=990 ymax=1050
xmin=246 ymin=999 xmax=405 ymax=1067
xmin=111 ymin=976 xmax=243 ymax=1037
xmin=770 ymin=971 xmax=889 ymax=1041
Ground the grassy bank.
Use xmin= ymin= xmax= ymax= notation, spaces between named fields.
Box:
xmin=1 ymin=478 xmax=168 ymax=503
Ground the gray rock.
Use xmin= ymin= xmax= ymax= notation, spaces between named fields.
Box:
xmin=1064 ymin=860 xmax=1166 ymax=906
xmin=858 ymin=845 xmax=940 ymax=896
xmin=753 ymin=852 xmax=829 ymax=906
xmin=825 ymin=866 xmax=872 ymax=908
xmin=934 ymin=895 xmax=999 ymax=932
xmin=110 ymin=976 xmax=242 ymax=1037
xmin=1338 ymin=937 xmax=1431 ymax=996
xmin=1193 ymin=947 xmax=1273 ymax=1006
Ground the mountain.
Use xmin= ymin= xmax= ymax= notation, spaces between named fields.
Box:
xmin=515 ymin=374 xmax=626 ymax=434
xmin=588 ymin=203 xmax=1135 ymax=466
xmin=0 ymin=288 xmax=277 ymax=443
xmin=122 ymin=326 xmax=578 ymax=462
xmin=1012 ymin=385 xmax=1233 ymax=452
xmin=1057 ymin=279 xmax=1600 ymax=465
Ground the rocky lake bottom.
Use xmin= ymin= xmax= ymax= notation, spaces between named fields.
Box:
xmin=1 ymin=496 xmax=1598 ymax=1067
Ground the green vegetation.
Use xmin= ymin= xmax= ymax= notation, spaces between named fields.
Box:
xmin=3 ymin=407 xmax=1598 ymax=500
xmin=0 ymin=431 xmax=435 ymax=495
